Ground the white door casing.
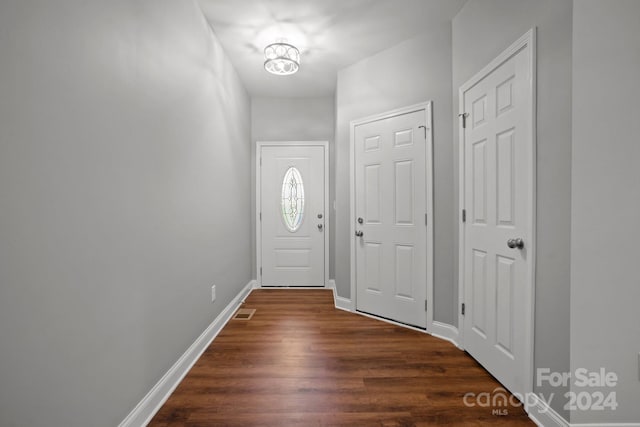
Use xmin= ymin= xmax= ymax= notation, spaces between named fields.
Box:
xmin=257 ymin=142 xmax=329 ymax=287
xmin=350 ymin=102 xmax=434 ymax=329
xmin=458 ymin=29 xmax=536 ymax=401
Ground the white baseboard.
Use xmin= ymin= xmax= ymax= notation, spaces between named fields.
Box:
xmin=571 ymin=424 xmax=640 ymax=427
xmin=430 ymin=321 xmax=460 ymax=348
xmin=528 ymin=393 xmax=568 ymax=427
xmin=334 ymin=295 xmax=354 ymax=312
xmin=526 ymin=393 xmax=640 ymax=427
xmin=118 ymin=280 xmax=255 ymax=427
xmin=254 ymin=280 xmax=328 ymax=290
xmin=329 ymin=280 xmax=353 ymax=312
xmin=258 ymin=286 xmax=329 ymax=289
xmin=328 ymin=280 xmax=353 ymax=311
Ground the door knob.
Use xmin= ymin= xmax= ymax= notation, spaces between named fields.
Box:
xmin=355 ymin=230 xmax=364 ymax=237
xmin=507 ymin=238 xmax=524 ymax=249
xmin=317 ymin=224 xmax=323 ymax=231
xmin=357 ymin=217 xmax=364 ymax=224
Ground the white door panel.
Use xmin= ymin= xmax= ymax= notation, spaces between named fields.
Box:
xmin=461 ymin=35 xmax=534 ymax=398
xmin=354 ymin=107 xmax=431 ymax=328
xmin=260 ymin=145 xmax=325 ymax=286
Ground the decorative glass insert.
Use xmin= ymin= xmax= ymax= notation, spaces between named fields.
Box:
xmin=281 ymin=167 xmax=305 ymax=232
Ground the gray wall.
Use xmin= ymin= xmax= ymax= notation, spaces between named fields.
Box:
xmin=250 ymin=97 xmax=335 ymax=279
xmin=571 ymin=1 xmax=640 ymax=423
xmin=452 ymin=0 xmax=573 ymax=417
xmin=334 ymin=26 xmax=456 ymax=324
xmin=0 ymin=1 xmax=251 ymax=426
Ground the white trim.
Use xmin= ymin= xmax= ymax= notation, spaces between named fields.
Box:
xmin=524 ymin=394 xmax=640 ymax=427
xmin=328 ymin=280 xmax=354 ymax=311
xmin=456 ymin=49 xmax=467 ymax=351
xmin=528 ymin=393 xmax=569 ymax=427
xmin=430 ymin=321 xmax=460 ymax=348
xmin=334 ymin=296 xmax=353 ymax=312
xmin=349 ymin=102 xmax=434 ymax=331
xmin=571 ymin=424 xmax=640 ymax=427
xmin=256 ymin=141 xmax=330 ymax=288
xmin=118 ymin=280 xmax=255 ymax=427
xmin=457 ymin=28 xmax=537 ymax=400
xmin=260 ymin=286 xmax=328 ymax=290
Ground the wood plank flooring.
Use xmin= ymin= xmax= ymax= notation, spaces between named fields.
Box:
xmin=150 ymin=289 xmax=534 ymax=426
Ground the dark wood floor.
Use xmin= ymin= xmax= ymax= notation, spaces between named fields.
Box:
xmin=150 ymin=289 xmax=534 ymax=426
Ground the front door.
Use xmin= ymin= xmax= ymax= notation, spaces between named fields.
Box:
xmin=260 ymin=144 xmax=325 ymax=287
xmin=354 ymin=105 xmax=432 ymax=328
xmin=460 ymin=31 xmax=535 ymax=397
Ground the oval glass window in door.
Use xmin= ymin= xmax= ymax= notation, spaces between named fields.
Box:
xmin=281 ymin=167 xmax=305 ymax=232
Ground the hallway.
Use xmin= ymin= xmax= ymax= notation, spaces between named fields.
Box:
xmin=1 ymin=1 xmax=640 ymax=425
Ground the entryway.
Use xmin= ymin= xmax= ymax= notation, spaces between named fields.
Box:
xmin=256 ymin=141 xmax=329 ymax=287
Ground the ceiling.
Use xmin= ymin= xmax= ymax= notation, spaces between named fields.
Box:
xmin=198 ymin=0 xmax=467 ymax=98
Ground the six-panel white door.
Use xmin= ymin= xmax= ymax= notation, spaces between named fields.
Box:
xmin=461 ymin=42 xmax=533 ymax=397
xmin=354 ymin=109 xmax=429 ymax=328
xmin=260 ymin=145 xmax=325 ymax=287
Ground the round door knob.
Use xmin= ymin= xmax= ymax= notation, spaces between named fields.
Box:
xmin=355 ymin=230 xmax=364 ymax=237
xmin=317 ymin=224 xmax=323 ymax=231
xmin=507 ymin=238 xmax=524 ymax=249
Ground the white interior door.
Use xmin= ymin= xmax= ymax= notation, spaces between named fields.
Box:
xmin=260 ymin=144 xmax=325 ymax=287
xmin=354 ymin=106 xmax=432 ymax=328
xmin=460 ymin=32 xmax=535 ymax=398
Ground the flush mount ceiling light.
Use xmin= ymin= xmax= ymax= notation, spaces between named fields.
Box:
xmin=264 ymin=42 xmax=300 ymax=76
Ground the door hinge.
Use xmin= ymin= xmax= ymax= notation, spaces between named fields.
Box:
xmin=260 ymin=267 xmax=262 ymax=276
xmin=425 ymin=213 xmax=428 ymax=226
xmin=461 ymin=303 xmax=466 ymax=316
xmin=462 ymin=209 xmax=467 ymax=223
xmin=260 ymin=157 xmax=262 ymax=166
xmin=259 ymin=212 xmax=262 ymax=221
xmin=459 ymin=112 xmax=469 ymax=129
xmin=425 ymin=299 xmax=428 ymax=312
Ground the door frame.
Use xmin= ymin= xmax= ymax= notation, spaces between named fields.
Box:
xmin=349 ymin=101 xmax=434 ymax=331
xmin=457 ymin=29 xmax=537 ymax=402
xmin=256 ymin=140 xmax=330 ymax=288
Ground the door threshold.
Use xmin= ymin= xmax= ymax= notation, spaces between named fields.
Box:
xmin=356 ymin=310 xmax=427 ymax=332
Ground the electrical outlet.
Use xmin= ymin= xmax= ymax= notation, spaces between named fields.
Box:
xmin=211 ymin=285 xmax=216 ymax=303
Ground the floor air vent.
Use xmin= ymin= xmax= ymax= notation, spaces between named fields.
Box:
xmin=233 ymin=308 xmax=256 ymax=320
